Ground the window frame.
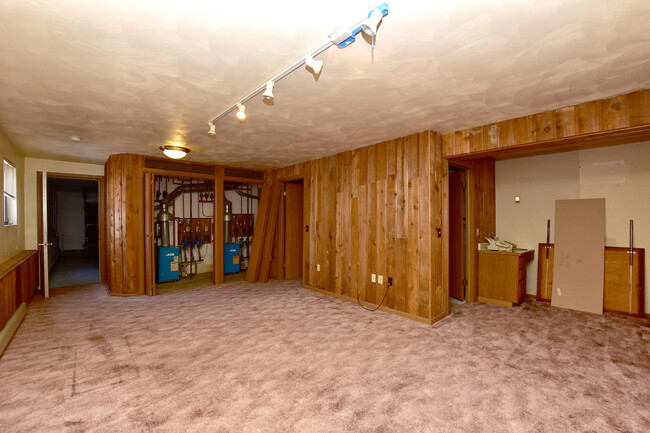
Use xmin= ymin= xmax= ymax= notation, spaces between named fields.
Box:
xmin=3 ymin=159 xmax=17 ymax=226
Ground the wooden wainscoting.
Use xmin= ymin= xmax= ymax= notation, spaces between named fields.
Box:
xmin=0 ymin=250 xmax=39 ymax=355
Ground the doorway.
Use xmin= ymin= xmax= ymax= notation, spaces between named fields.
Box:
xmin=46 ymin=177 xmax=100 ymax=290
xmin=282 ymin=180 xmax=303 ymax=280
xmin=448 ymin=166 xmax=467 ymax=308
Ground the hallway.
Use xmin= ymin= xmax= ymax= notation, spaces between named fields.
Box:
xmin=49 ymin=251 xmax=99 ymax=289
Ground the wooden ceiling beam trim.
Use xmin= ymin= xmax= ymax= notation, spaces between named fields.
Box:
xmin=442 ymin=89 xmax=650 ymax=159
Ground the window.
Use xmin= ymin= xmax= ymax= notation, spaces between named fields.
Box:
xmin=4 ymin=160 xmax=17 ymax=226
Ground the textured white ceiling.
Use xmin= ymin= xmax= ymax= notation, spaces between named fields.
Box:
xmin=1 ymin=0 xmax=649 ymax=169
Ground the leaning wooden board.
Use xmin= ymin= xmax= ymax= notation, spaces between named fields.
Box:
xmin=536 ymin=244 xmax=645 ymax=318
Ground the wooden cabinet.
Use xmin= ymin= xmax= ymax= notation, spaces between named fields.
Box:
xmin=478 ymin=249 xmax=534 ymax=307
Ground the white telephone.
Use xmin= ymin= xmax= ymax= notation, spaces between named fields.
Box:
xmin=485 ymin=234 xmax=517 ymax=252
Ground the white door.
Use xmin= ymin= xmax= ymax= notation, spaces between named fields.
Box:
xmin=37 ymin=171 xmax=51 ymax=298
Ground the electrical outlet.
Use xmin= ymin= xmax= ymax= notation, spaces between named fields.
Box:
xmin=377 ymin=275 xmax=383 ymax=284
xmin=316 ymin=264 xmax=320 ymax=272
xmin=371 ymin=273 xmax=376 ymax=283
xmin=387 ymin=276 xmax=393 ymax=286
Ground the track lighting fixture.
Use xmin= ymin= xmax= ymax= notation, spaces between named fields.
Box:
xmin=207 ymin=122 xmax=216 ymax=139
xmin=236 ymin=103 xmax=246 ymax=121
xmin=305 ymin=54 xmax=323 ymax=75
xmin=206 ymin=3 xmax=389 ymax=133
xmin=262 ymin=81 xmax=275 ymax=103
xmin=362 ymin=8 xmax=384 ymax=36
xmin=160 ymin=145 xmax=190 ymax=159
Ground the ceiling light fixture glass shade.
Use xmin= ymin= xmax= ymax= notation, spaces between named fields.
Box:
xmin=305 ymin=54 xmax=323 ymax=75
xmin=207 ymin=122 xmax=217 ymax=139
xmin=262 ymin=81 xmax=275 ymax=101
xmin=236 ymin=103 xmax=246 ymax=120
xmin=160 ymin=145 xmax=190 ymax=159
xmin=362 ymin=8 xmax=383 ymax=36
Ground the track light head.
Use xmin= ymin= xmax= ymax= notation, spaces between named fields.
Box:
xmin=207 ymin=122 xmax=216 ymax=139
xmin=236 ymin=103 xmax=246 ymax=121
xmin=362 ymin=8 xmax=383 ymax=36
xmin=263 ymin=81 xmax=275 ymax=103
xmin=305 ymin=54 xmax=323 ymax=75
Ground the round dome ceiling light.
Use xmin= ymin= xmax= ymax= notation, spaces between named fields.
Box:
xmin=159 ymin=145 xmax=190 ymax=159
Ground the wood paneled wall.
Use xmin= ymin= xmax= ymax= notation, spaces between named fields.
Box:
xmin=268 ymin=132 xmax=453 ymax=323
xmin=0 ymin=251 xmax=38 ymax=331
xmin=443 ymin=89 xmax=650 ymax=158
xmin=104 ymin=154 xmax=145 ymax=296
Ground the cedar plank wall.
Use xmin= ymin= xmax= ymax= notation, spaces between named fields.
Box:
xmin=104 ymin=154 xmax=145 ymax=296
xmin=267 ymin=131 xmax=449 ymax=323
xmin=442 ymin=90 xmax=650 ymax=157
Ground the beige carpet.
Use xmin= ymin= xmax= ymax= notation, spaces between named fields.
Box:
xmin=1 ymin=280 xmax=648 ymax=432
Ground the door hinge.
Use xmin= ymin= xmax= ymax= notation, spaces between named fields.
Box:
xmin=283 ymin=191 xmax=287 ymax=196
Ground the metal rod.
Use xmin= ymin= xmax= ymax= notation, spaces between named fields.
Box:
xmin=208 ymin=40 xmax=334 ymax=125
xmin=629 ymin=219 xmax=634 ymax=312
xmin=629 ymin=219 xmax=634 ymax=265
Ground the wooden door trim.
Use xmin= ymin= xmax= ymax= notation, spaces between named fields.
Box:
xmin=276 ymin=173 xmax=307 ymax=283
xmin=143 ymin=172 xmax=155 ymax=295
xmin=45 ymin=173 xmax=105 ymax=285
xmin=214 ymin=166 xmax=225 ymax=284
xmin=444 ymin=161 xmax=477 ymax=302
xmin=448 ymin=169 xmax=465 ymax=301
xmin=277 ymin=183 xmax=286 ymax=280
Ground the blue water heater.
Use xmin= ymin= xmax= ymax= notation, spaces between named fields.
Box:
xmin=157 ymin=247 xmax=180 ymax=283
xmin=224 ymin=243 xmax=240 ymax=274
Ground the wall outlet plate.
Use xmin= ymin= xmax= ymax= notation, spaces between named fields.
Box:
xmin=316 ymin=264 xmax=320 ymax=272
xmin=371 ymin=273 xmax=376 ymax=283
xmin=377 ymin=275 xmax=383 ymax=284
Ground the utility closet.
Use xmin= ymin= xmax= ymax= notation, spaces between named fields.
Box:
xmin=153 ymin=174 xmax=259 ymax=289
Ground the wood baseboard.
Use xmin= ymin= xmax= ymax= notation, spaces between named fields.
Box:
xmin=302 ymin=284 xmax=440 ymax=325
xmin=0 ymin=302 xmax=27 ymax=356
xmin=478 ymin=296 xmax=514 ymax=308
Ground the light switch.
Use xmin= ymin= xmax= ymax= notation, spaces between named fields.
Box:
xmin=378 ymin=275 xmax=383 ymax=284
xmin=371 ymin=273 xmax=376 ymax=283
xmin=316 ymin=264 xmax=320 ymax=272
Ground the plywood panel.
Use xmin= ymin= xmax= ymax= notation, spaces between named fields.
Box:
xmin=552 ymin=199 xmax=605 ymax=314
xmin=430 ymin=131 xmax=445 ymax=319
xmin=246 ymin=185 xmax=271 ymax=283
xmin=603 ymin=247 xmax=644 ymax=317
xmin=536 ymin=243 xmax=554 ymax=302
xmin=258 ymin=185 xmax=282 ymax=283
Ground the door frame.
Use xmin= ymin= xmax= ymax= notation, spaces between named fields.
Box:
xmin=444 ymin=160 xmax=478 ymax=303
xmin=275 ymin=172 xmax=309 ymax=285
xmin=40 ymin=172 xmax=106 ymax=295
xmin=448 ymin=165 xmax=467 ymax=301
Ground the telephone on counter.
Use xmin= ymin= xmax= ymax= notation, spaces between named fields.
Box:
xmin=485 ymin=234 xmax=517 ymax=252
